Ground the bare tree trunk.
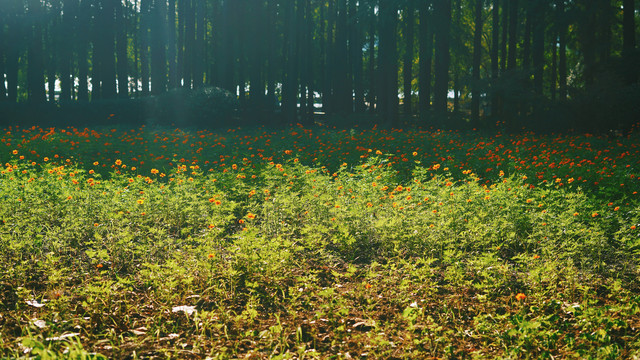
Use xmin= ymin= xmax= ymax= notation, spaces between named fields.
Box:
xmin=116 ymin=0 xmax=129 ymax=98
xmin=167 ymin=0 xmax=178 ymax=89
xmin=418 ymin=0 xmax=432 ymax=117
xmin=507 ymin=0 xmax=518 ymax=71
xmin=471 ymin=0 xmax=483 ymax=125
xmin=27 ymin=0 xmax=46 ymax=103
xmin=350 ymin=0 xmax=365 ymax=113
xmin=378 ymin=0 xmax=399 ymax=126
xmin=433 ymin=0 xmax=451 ymax=115
xmin=557 ymin=0 xmax=566 ymax=100
xmin=491 ymin=0 xmax=500 ymax=116
xmin=403 ymin=0 xmax=415 ymax=115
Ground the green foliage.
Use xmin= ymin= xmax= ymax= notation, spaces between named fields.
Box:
xmin=1 ymin=126 xmax=639 ymax=358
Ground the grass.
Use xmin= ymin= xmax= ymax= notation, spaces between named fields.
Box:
xmin=1 ymin=124 xmax=639 ymax=359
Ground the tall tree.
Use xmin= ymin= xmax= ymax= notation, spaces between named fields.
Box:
xmin=150 ymin=0 xmax=167 ymax=94
xmin=507 ymin=0 xmax=518 ymax=70
xmin=378 ymin=0 xmax=399 ymax=126
xmin=27 ymin=0 xmax=46 ymax=103
xmin=116 ymin=0 xmax=129 ymax=98
xmin=77 ymin=0 xmax=90 ymax=101
xmin=366 ymin=0 xmax=377 ymax=112
xmin=433 ymin=0 xmax=451 ymax=114
xmin=471 ymin=0 xmax=483 ymax=125
xmin=418 ymin=0 xmax=433 ymax=116
xmin=282 ymin=0 xmax=298 ymax=123
xmin=59 ymin=0 xmax=75 ymax=102
xmin=0 ymin=8 xmax=5 ymax=102
xmin=350 ymin=0 xmax=365 ymax=113
xmin=623 ymin=0 xmax=636 ymax=55
xmin=557 ymin=0 xmax=567 ymax=100
xmin=139 ymin=0 xmax=151 ymax=95
xmin=490 ymin=0 xmax=500 ymax=115
xmin=622 ymin=0 xmax=637 ymax=83
xmin=403 ymin=0 xmax=415 ymax=115
xmin=193 ymin=0 xmax=205 ymax=88
xmin=99 ymin=0 xmax=117 ymax=99
xmin=167 ymin=0 xmax=178 ymax=88
xmin=334 ymin=0 xmax=351 ymax=113
xmin=531 ymin=1 xmax=545 ymax=95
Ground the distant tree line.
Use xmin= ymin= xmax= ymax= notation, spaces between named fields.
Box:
xmin=0 ymin=0 xmax=638 ymax=131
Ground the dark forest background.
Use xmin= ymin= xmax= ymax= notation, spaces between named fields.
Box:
xmin=0 ymin=0 xmax=638 ymax=132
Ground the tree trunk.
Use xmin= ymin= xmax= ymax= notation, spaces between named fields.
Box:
xmin=266 ymin=0 xmax=276 ymax=109
xmin=367 ymin=2 xmax=376 ymax=112
xmin=334 ymin=0 xmax=351 ymax=113
xmin=27 ymin=0 xmax=46 ymax=103
xmin=59 ymin=0 xmax=74 ymax=102
xmin=323 ymin=0 xmax=336 ymax=113
xmin=507 ymin=0 xmax=518 ymax=70
xmin=418 ymin=0 xmax=432 ymax=116
xmin=151 ymin=0 xmax=167 ymax=94
xmin=378 ymin=0 xmax=399 ymax=126
xmin=500 ymin=0 xmax=508 ymax=72
xmin=45 ymin=25 xmax=56 ymax=103
xmin=99 ymin=0 xmax=117 ymax=99
xmin=139 ymin=0 xmax=150 ymax=95
xmin=282 ymin=0 xmax=298 ymax=124
xmin=522 ymin=8 xmax=531 ymax=70
xmin=623 ymin=0 xmax=636 ymax=55
xmin=550 ymin=28 xmax=557 ymax=101
xmin=403 ymin=0 xmax=415 ymax=115
xmin=471 ymin=0 xmax=483 ymax=125
xmin=193 ymin=0 xmax=205 ymax=88
xmin=167 ymin=0 xmax=178 ymax=89
xmin=623 ymin=0 xmax=637 ymax=83
xmin=116 ymin=0 xmax=129 ymax=98
xmin=183 ymin=0 xmax=195 ymax=88
xmin=557 ymin=0 xmax=566 ymax=100
xmin=350 ymin=0 xmax=365 ymax=113
xmin=433 ymin=0 xmax=451 ymax=115
xmin=532 ymin=2 xmax=544 ymax=96
xmin=77 ymin=0 xmax=90 ymax=102
xmin=491 ymin=0 xmax=500 ymax=116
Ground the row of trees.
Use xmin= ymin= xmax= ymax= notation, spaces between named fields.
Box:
xmin=0 ymin=0 xmax=638 ymax=128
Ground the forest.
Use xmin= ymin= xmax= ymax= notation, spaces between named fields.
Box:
xmin=0 ymin=0 xmax=638 ymax=132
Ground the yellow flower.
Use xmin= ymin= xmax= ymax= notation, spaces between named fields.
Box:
xmin=115 ymin=159 xmax=122 ymax=166
xmin=137 ymin=199 xmax=144 ymax=205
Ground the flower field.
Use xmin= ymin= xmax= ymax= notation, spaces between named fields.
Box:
xmin=1 ymin=124 xmax=639 ymax=359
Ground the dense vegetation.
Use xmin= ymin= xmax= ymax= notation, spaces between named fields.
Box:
xmin=1 ymin=0 xmax=639 ymax=132
xmin=1 ymin=124 xmax=639 ymax=358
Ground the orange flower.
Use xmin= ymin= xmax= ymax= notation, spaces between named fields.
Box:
xmin=115 ymin=159 xmax=122 ymax=166
xmin=515 ymin=293 xmax=526 ymax=301
xmin=533 ymin=254 xmax=540 ymax=260
xmin=247 ymin=213 xmax=256 ymax=219
xmin=12 ymin=149 xmax=18 ymax=155
xmin=208 ymin=253 xmax=215 ymax=259
xmin=151 ymin=168 xmax=159 ymax=174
